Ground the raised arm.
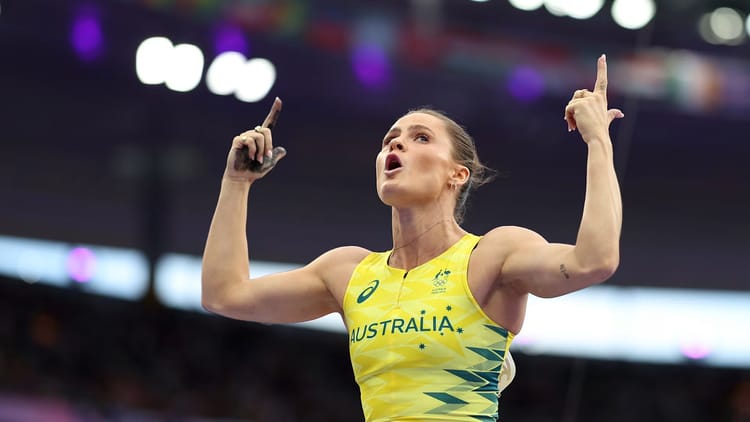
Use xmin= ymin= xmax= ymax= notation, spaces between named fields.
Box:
xmin=201 ymin=99 xmax=366 ymax=322
xmin=497 ymin=54 xmax=623 ymax=298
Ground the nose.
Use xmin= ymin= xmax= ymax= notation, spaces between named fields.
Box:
xmin=389 ymin=138 xmax=405 ymax=152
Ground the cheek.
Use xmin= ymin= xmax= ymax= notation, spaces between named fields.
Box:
xmin=413 ymin=154 xmax=450 ymax=177
xmin=375 ymin=155 xmax=384 ymax=172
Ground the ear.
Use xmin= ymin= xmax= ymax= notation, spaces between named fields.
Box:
xmin=449 ymin=165 xmax=470 ymax=189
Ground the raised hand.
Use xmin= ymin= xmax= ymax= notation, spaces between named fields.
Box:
xmin=224 ymin=97 xmax=287 ymax=183
xmin=564 ymin=55 xmax=624 ymax=142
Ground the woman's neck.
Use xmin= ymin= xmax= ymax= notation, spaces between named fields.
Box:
xmin=389 ymin=207 xmax=465 ymax=271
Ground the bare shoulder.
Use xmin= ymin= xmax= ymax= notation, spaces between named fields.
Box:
xmin=313 ymin=246 xmax=372 ymax=300
xmin=315 ymin=245 xmax=372 ymax=267
xmin=470 ymin=226 xmax=549 ymax=285
xmin=479 ymin=226 xmax=548 ymax=252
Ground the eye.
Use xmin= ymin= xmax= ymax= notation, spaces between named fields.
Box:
xmin=414 ymin=133 xmax=430 ymax=143
xmin=383 ymin=136 xmax=395 ymax=147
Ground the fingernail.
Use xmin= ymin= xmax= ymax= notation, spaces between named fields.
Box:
xmin=258 ymin=156 xmax=264 ymax=164
xmin=266 ymin=150 xmax=273 ymax=158
xmin=601 ymin=53 xmax=606 ymax=61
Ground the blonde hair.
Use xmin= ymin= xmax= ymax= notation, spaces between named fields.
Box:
xmin=407 ymin=108 xmax=495 ymax=224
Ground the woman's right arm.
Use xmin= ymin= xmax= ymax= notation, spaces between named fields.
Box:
xmin=201 ymin=99 xmax=364 ymax=323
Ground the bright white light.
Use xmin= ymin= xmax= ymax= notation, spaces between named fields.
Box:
xmin=206 ymin=51 xmax=247 ymax=96
xmin=0 ymin=235 xmax=148 ymax=300
xmin=699 ymin=13 xmax=722 ymax=45
xmin=235 ymin=58 xmax=277 ymax=103
xmin=5 ymin=233 xmax=750 ymax=368
xmin=17 ymin=251 xmax=47 ymax=284
xmin=207 ymin=53 xmax=277 ymax=102
xmin=0 ymin=237 xmax=69 ymax=286
xmin=164 ymin=43 xmax=204 ymax=93
xmin=79 ymin=247 xmax=149 ymax=300
xmin=543 ymin=0 xmax=567 ymax=17
xmin=611 ymin=0 xmax=655 ymax=30
xmin=155 ymin=253 xmax=299 ymax=311
xmin=747 ymin=13 xmax=750 ymax=37
xmin=542 ymin=0 xmax=603 ymax=19
xmin=709 ymin=8 xmax=744 ymax=43
xmin=508 ymin=0 xmax=543 ymax=12
xmin=155 ymin=254 xmax=205 ymax=311
xmin=135 ymin=37 xmax=174 ymax=85
xmin=564 ymin=0 xmax=604 ymax=20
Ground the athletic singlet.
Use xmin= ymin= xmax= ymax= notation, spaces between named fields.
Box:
xmin=343 ymin=234 xmax=514 ymax=422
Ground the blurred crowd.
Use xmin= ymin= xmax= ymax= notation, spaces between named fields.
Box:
xmin=0 ymin=276 xmax=748 ymax=422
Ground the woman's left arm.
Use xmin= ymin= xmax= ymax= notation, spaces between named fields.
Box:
xmin=495 ymin=54 xmax=623 ymax=298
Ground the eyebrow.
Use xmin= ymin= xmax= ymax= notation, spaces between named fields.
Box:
xmin=383 ymin=124 xmax=435 ymax=139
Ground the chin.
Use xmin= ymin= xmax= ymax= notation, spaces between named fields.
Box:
xmin=377 ymin=184 xmax=407 ymax=206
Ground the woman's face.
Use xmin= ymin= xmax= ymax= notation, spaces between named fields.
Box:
xmin=375 ymin=112 xmax=458 ymax=207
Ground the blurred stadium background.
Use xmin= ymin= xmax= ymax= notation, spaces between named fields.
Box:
xmin=1 ymin=0 xmax=749 ymax=420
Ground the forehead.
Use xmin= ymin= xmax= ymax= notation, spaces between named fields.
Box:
xmin=389 ymin=112 xmax=448 ymax=134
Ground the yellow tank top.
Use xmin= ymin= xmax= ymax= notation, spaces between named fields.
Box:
xmin=343 ymin=234 xmax=514 ymax=422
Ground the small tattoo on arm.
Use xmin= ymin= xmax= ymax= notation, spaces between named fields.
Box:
xmin=560 ymin=264 xmax=570 ymax=279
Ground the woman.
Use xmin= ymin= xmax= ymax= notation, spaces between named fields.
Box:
xmin=201 ymin=54 xmax=623 ymax=421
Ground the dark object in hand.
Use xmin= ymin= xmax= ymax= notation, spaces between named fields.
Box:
xmin=233 ymin=146 xmax=286 ymax=173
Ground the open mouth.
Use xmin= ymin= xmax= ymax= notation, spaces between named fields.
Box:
xmin=385 ymin=154 xmax=402 ymax=171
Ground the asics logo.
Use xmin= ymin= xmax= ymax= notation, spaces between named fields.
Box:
xmin=357 ymin=280 xmax=380 ymax=304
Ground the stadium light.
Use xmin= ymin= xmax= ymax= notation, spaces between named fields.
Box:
xmin=543 ymin=0 xmax=566 ymax=17
xmin=709 ymin=7 xmax=745 ymax=45
xmin=67 ymin=247 xmax=96 ymax=283
xmin=206 ymin=52 xmax=277 ymax=102
xmin=138 ymin=37 xmax=275 ymax=101
xmin=136 ymin=38 xmax=204 ymax=92
xmin=149 ymin=250 xmax=750 ymax=368
xmin=164 ymin=43 xmax=204 ymax=92
xmin=351 ymin=41 xmax=391 ymax=89
xmin=3 ymin=233 xmax=750 ymax=368
xmin=508 ymin=0 xmax=544 ymax=12
xmin=136 ymin=37 xmax=174 ymax=85
xmin=0 ymin=235 xmax=149 ymax=300
xmin=611 ymin=0 xmax=655 ymax=30
xmin=70 ymin=5 xmax=103 ymax=62
xmin=234 ymin=58 xmax=277 ymax=103
xmin=564 ymin=0 xmax=604 ymax=20
xmin=507 ymin=65 xmax=545 ymax=103
xmin=213 ymin=23 xmax=248 ymax=56
xmin=510 ymin=0 xmax=604 ymax=21
xmin=699 ymin=13 xmax=722 ymax=45
xmin=206 ymin=51 xmax=247 ymax=96
xmin=542 ymin=0 xmax=604 ymax=19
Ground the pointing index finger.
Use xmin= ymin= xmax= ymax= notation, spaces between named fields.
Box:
xmin=262 ymin=97 xmax=283 ymax=129
xmin=594 ymin=54 xmax=608 ymax=98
